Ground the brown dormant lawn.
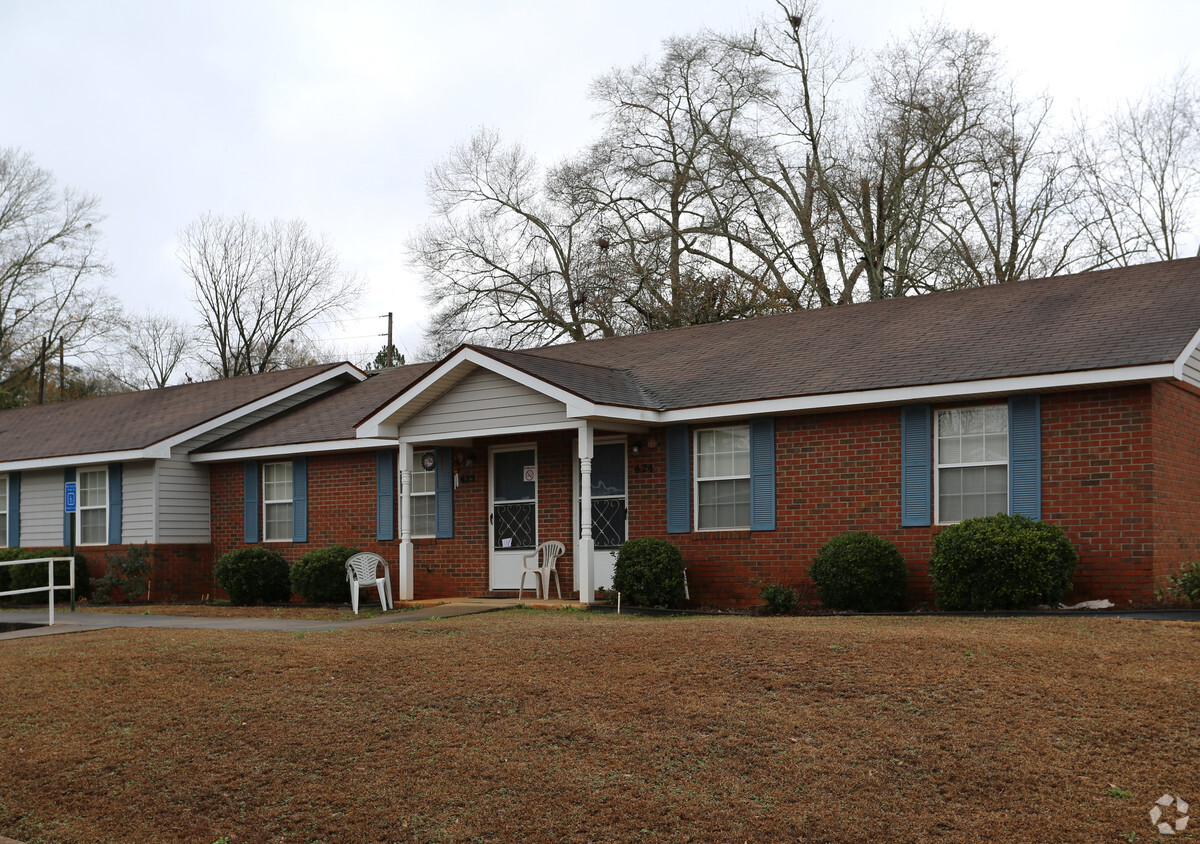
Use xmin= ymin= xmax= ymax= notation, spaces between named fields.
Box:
xmin=1 ymin=610 xmax=1197 ymax=843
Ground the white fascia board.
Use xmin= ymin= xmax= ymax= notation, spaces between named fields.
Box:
xmin=359 ymin=348 xmax=604 ymax=438
xmin=1172 ymin=327 xmax=1200 ymax=380
xmin=399 ymin=420 xmax=586 ymax=445
xmin=657 ymin=364 xmax=1176 ymax=424
xmin=160 ymin=363 xmax=366 ymax=452
xmin=189 ymin=437 xmax=397 ymax=463
xmin=0 ymin=447 xmax=167 ymax=474
xmin=572 ymin=403 xmax=661 ymax=423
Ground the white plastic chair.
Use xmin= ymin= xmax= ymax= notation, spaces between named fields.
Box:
xmin=517 ymin=541 xmax=565 ymax=600
xmin=346 ymin=552 xmax=393 ymax=614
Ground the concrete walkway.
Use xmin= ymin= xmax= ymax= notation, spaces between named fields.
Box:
xmin=0 ymin=598 xmax=551 ymax=641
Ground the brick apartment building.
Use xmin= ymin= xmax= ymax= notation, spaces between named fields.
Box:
xmin=4 ymin=259 xmax=1200 ymax=607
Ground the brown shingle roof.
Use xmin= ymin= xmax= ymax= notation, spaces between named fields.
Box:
xmin=200 ymin=363 xmax=435 ymax=452
xmin=0 ymin=363 xmax=348 ymax=463
xmin=505 ymin=258 xmax=1200 ymax=410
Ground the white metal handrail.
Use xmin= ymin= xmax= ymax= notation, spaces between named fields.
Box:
xmin=0 ymin=557 xmax=76 ymax=626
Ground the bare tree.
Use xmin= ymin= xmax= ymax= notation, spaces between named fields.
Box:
xmin=181 ymin=213 xmax=359 ymax=377
xmin=723 ymin=4 xmax=1006 ymax=302
xmin=105 ymin=309 xmax=192 ymax=389
xmin=934 ymin=92 xmax=1091 ymax=286
xmin=410 ymin=129 xmax=626 ymax=350
xmin=586 ymin=37 xmax=777 ymax=328
xmin=1072 ymin=69 xmax=1200 ymax=266
xmin=0 ymin=147 xmax=117 ymax=403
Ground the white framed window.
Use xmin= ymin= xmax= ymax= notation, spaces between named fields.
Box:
xmin=78 ymin=467 xmax=108 ymax=545
xmin=935 ymin=406 xmax=1008 ymax=524
xmin=0 ymin=474 xmax=7 ymax=548
xmin=695 ymin=426 xmax=751 ymax=531
xmin=411 ymin=450 xmax=436 ymax=538
xmin=263 ymin=462 xmax=294 ymax=542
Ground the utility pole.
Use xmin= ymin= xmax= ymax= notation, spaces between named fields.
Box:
xmin=58 ymin=338 xmax=64 ymax=398
xmin=387 ymin=312 xmax=394 ymax=367
xmin=37 ymin=336 xmax=47 ymax=404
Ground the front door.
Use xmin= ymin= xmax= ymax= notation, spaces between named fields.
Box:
xmin=490 ymin=445 xmax=538 ymax=590
xmin=576 ymin=439 xmax=628 ymax=594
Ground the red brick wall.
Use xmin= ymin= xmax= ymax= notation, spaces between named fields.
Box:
xmin=192 ymin=383 xmax=1184 ymax=608
xmin=1150 ymin=380 xmax=1200 ymax=588
xmin=1040 ymin=386 xmax=1155 ymax=602
xmin=17 ymin=543 xmax=215 ymax=602
xmin=627 ymin=411 xmax=937 ymax=606
xmin=411 ymin=432 xmax=578 ymax=600
xmin=210 ymin=454 xmax=400 ymax=601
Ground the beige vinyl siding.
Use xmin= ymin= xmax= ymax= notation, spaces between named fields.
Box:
xmin=155 ymin=454 xmax=210 ymax=543
xmin=121 ymin=461 xmax=155 ymax=543
xmin=19 ymin=469 xmax=65 ymax=547
xmin=401 ymin=369 xmax=569 ymax=439
xmin=1182 ymin=344 xmax=1200 ymax=389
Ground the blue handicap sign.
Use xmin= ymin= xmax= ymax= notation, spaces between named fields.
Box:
xmin=64 ymin=482 xmax=77 ymax=513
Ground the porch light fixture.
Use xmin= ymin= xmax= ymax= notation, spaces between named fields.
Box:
xmin=632 ymin=439 xmax=647 ymax=453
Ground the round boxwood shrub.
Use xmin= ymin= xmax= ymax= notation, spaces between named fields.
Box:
xmin=6 ymin=549 xmax=90 ymax=604
xmin=215 ymin=546 xmax=291 ymax=605
xmin=613 ymin=538 xmax=687 ymax=609
xmin=930 ymin=514 xmax=1078 ymax=610
xmin=760 ymin=582 xmax=800 ymax=615
xmin=809 ymin=533 xmax=907 ymax=612
xmin=291 ymin=545 xmax=358 ymax=603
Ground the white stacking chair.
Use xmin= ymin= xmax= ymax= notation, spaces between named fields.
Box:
xmin=517 ymin=541 xmax=565 ymax=600
xmin=345 ymin=552 xmax=393 ymax=614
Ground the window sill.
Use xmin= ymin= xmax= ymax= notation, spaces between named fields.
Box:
xmin=690 ymin=529 xmax=751 ymax=541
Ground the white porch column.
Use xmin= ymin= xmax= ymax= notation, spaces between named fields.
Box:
xmin=577 ymin=424 xmax=595 ymax=605
xmin=398 ymin=441 xmax=414 ymax=601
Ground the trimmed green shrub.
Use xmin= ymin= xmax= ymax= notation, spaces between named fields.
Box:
xmin=930 ymin=514 xmax=1078 ymax=610
xmin=760 ymin=582 xmax=799 ymax=615
xmin=215 ymin=547 xmax=291 ymax=605
xmin=6 ymin=549 xmax=90 ymax=603
xmin=1166 ymin=562 xmax=1200 ymax=602
xmin=613 ymin=538 xmax=687 ymax=608
xmin=809 ymin=533 xmax=907 ymax=612
xmin=0 ymin=547 xmax=20 ymax=595
xmin=91 ymin=544 xmax=153 ymax=604
xmin=291 ymin=545 xmax=357 ymax=603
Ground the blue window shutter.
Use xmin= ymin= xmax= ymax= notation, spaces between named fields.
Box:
xmin=376 ymin=450 xmax=395 ymax=541
xmin=108 ymin=463 xmax=122 ymax=545
xmin=900 ymin=405 xmax=932 ymax=527
xmin=243 ymin=462 xmax=259 ymax=543
xmin=64 ymin=467 xmax=74 ymax=545
xmin=665 ymin=425 xmax=691 ymax=534
xmin=749 ymin=418 xmax=776 ymax=531
xmin=434 ymin=446 xmax=453 ymax=539
xmin=292 ymin=457 xmax=308 ymax=543
xmin=1008 ymin=395 xmax=1042 ymax=519
xmin=9 ymin=473 xmax=20 ymax=548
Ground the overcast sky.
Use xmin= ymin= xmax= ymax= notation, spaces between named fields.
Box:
xmin=4 ymin=0 xmax=1197 ymax=369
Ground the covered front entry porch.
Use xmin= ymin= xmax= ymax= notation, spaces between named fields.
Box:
xmin=355 ymin=347 xmax=660 ymax=604
xmin=394 ymin=425 xmax=640 ymax=604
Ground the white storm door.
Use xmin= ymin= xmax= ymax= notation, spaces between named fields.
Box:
xmin=490 ymin=445 xmax=538 ymax=590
